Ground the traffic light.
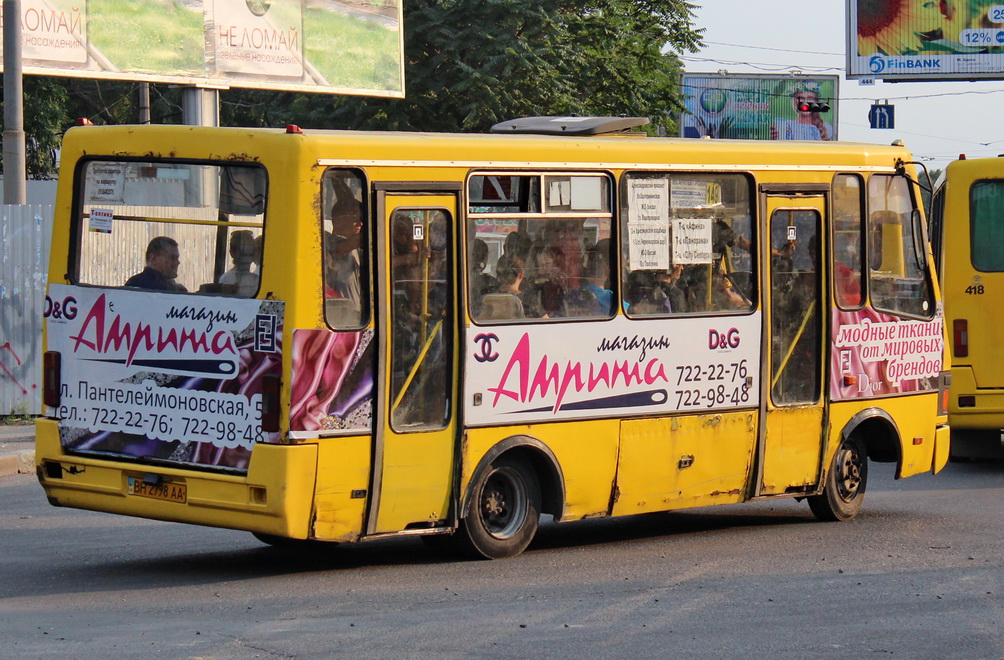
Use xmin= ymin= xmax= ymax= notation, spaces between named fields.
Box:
xmin=798 ymin=100 xmax=830 ymax=113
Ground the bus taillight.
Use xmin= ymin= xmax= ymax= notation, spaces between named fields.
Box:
xmin=261 ymin=374 xmax=280 ymax=433
xmin=43 ymin=351 xmax=61 ymax=408
xmin=953 ymin=319 xmax=969 ymax=358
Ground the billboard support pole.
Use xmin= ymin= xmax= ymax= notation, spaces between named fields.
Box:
xmin=138 ymin=83 xmax=151 ymax=124
xmin=181 ymin=87 xmax=219 ymax=128
xmin=3 ymin=0 xmax=27 ymax=205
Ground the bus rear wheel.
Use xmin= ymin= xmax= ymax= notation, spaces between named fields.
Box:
xmin=458 ymin=455 xmax=541 ymax=559
xmin=808 ymin=434 xmax=867 ymax=522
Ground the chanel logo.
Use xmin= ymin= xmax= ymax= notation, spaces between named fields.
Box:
xmin=473 ymin=333 xmax=500 ymax=362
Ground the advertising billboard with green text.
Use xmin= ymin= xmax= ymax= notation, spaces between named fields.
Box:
xmin=0 ymin=0 xmax=404 ymax=97
xmin=680 ymin=74 xmax=839 ymax=141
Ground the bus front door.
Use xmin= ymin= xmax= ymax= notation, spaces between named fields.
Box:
xmin=759 ymin=195 xmax=826 ymax=496
xmin=368 ymin=189 xmax=460 ymax=535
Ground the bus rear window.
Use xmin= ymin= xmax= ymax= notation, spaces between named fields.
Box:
xmin=970 ymin=179 xmax=1004 ymax=271
xmin=75 ymin=160 xmax=266 ymax=296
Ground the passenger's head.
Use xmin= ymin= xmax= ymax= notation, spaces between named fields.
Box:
xmin=472 ymin=239 xmax=489 ymax=270
xmin=503 ymin=231 xmax=532 ymax=260
xmin=145 ymin=236 xmax=180 ymax=280
xmin=253 ymin=234 xmax=264 ymax=267
xmin=228 ymin=231 xmax=255 ymax=269
xmin=496 ymin=253 xmax=525 ymax=288
xmin=533 ymin=245 xmax=563 ymax=278
xmin=330 ymin=178 xmax=363 ymax=239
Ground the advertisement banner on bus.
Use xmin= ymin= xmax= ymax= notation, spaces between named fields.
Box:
xmin=464 ymin=314 xmax=762 ymax=425
xmin=830 ymin=308 xmax=944 ymax=399
xmin=680 ymin=74 xmax=839 ymax=141
xmin=44 ymin=284 xmax=284 ymax=471
xmin=0 ymin=0 xmax=404 ymax=97
xmin=847 ymin=0 xmax=1004 ymax=81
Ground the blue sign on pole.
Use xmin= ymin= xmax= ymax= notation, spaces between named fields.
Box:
xmin=869 ymin=104 xmax=895 ymax=129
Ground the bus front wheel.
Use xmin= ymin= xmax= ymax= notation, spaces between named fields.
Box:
xmin=808 ymin=434 xmax=868 ymax=522
xmin=459 ymin=455 xmax=541 ymax=559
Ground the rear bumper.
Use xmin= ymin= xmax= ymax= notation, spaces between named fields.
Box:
xmin=34 ymin=418 xmax=318 ymax=538
xmin=948 ymin=367 xmax=1004 ymax=430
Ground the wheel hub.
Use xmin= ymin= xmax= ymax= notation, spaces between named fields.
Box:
xmin=484 ymin=490 xmax=506 ymax=518
xmin=837 ymin=448 xmax=862 ymax=499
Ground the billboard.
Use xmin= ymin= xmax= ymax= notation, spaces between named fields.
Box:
xmin=848 ymin=0 xmax=1004 ymax=80
xmin=0 ymin=0 xmax=404 ymax=97
xmin=680 ymin=74 xmax=839 ymax=141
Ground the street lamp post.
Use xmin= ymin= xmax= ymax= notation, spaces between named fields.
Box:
xmin=3 ymin=0 xmax=27 ymax=205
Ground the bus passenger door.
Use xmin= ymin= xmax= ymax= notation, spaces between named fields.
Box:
xmin=368 ymin=189 xmax=460 ymax=535
xmin=759 ymin=195 xmax=826 ymax=496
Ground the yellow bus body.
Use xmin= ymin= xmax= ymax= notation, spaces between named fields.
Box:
xmin=931 ymin=156 xmax=1004 ymax=458
xmin=36 ymin=123 xmax=950 ymax=555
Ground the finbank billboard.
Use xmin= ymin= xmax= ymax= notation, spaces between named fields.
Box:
xmin=848 ymin=0 xmax=1004 ymax=81
xmin=0 ymin=0 xmax=404 ymax=97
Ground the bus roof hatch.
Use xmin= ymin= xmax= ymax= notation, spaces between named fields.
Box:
xmin=490 ymin=116 xmax=650 ymax=136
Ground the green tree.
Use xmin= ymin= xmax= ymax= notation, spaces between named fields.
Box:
xmin=225 ymin=0 xmax=704 ymax=134
xmin=4 ymin=0 xmax=703 ymax=177
xmin=0 ymin=77 xmax=68 ymax=179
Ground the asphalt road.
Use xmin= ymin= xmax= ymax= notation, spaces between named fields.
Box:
xmin=2 ymin=460 xmax=1002 ymax=659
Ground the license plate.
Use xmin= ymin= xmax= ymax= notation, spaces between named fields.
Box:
xmin=127 ymin=476 xmax=187 ymax=503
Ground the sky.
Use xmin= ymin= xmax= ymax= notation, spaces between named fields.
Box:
xmin=686 ymin=1 xmax=1004 ymax=171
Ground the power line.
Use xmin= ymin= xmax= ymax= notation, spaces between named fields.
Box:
xmin=679 ymin=55 xmax=842 ymax=73
xmin=702 ymin=40 xmax=843 ymax=57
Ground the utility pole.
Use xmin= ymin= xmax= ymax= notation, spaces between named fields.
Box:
xmin=3 ymin=0 xmax=26 ymax=204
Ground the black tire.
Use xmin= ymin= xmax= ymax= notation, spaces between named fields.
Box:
xmin=457 ymin=455 xmax=541 ymax=559
xmin=808 ymin=434 xmax=868 ymax=522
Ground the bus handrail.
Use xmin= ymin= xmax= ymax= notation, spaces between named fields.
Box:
xmin=392 ymin=318 xmax=444 ymax=411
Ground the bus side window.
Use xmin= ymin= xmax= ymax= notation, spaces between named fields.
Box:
xmin=621 ymin=172 xmax=755 ymax=316
xmin=322 ymin=168 xmax=367 ymax=328
xmin=832 ymin=174 xmax=864 ymax=308
xmin=466 ymin=171 xmax=614 ymax=323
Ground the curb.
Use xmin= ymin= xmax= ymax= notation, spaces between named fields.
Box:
xmin=0 ymin=448 xmax=35 ymax=476
xmin=0 ymin=426 xmax=36 ymax=477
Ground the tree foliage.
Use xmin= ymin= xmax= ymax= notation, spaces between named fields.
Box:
xmin=230 ymin=0 xmax=704 ymax=133
xmin=3 ymin=0 xmax=702 ymax=178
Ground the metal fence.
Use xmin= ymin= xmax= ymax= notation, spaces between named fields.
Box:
xmin=1 ymin=205 xmax=53 ymax=415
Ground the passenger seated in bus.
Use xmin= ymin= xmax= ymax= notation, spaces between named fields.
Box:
xmin=524 ymin=243 xmax=566 ymax=318
xmin=218 ymin=230 xmax=259 ymax=297
xmin=575 ymin=239 xmax=613 ymax=316
xmin=125 ymin=236 xmax=187 ymax=292
xmin=626 ymin=265 xmax=691 ymax=315
xmin=482 ymin=253 xmax=525 ymax=319
xmin=469 ymin=239 xmax=498 ymax=317
xmin=252 ymin=234 xmax=263 ymax=272
xmin=503 ymin=230 xmax=533 ymax=262
xmin=545 ymin=219 xmax=583 ymax=288
xmin=660 ymin=263 xmax=688 ymax=313
xmin=325 ymin=194 xmax=364 ymax=310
